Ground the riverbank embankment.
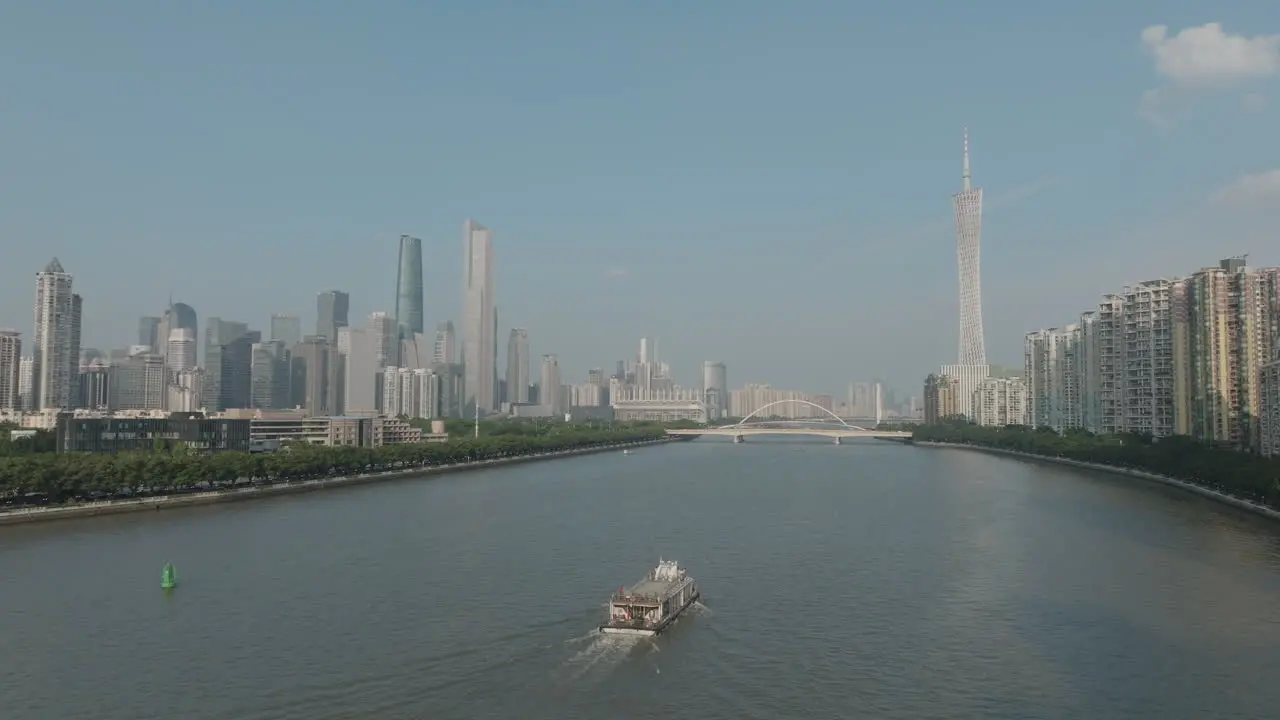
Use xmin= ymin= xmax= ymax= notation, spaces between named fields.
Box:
xmin=916 ymin=441 xmax=1280 ymax=522
xmin=0 ymin=437 xmax=674 ymax=527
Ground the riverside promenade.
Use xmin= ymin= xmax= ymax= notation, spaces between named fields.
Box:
xmin=916 ymin=441 xmax=1280 ymax=522
xmin=0 ymin=437 xmax=673 ymax=527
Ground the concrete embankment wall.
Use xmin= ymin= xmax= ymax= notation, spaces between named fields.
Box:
xmin=0 ymin=437 xmax=675 ymax=527
xmin=916 ymin=441 xmax=1280 ymax=522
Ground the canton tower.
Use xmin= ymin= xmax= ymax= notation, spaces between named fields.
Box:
xmin=952 ymin=128 xmax=986 ymax=366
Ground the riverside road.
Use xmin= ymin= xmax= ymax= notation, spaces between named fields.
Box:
xmin=4 ymin=437 xmax=1280 ymax=719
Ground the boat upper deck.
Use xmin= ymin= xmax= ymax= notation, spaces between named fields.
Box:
xmin=610 ymin=559 xmax=692 ymax=606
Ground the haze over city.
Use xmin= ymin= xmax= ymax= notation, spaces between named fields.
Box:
xmin=2 ymin=3 xmax=1278 ymax=395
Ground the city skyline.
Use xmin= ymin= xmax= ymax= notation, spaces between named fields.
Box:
xmin=1 ymin=8 xmax=1278 ymax=393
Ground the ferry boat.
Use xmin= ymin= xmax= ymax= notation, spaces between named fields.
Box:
xmin=600 ymin=559 xmax=699 ymax=636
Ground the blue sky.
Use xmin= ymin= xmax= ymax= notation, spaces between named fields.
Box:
xmin=2 ymin=1 xmax=1278 ymax=398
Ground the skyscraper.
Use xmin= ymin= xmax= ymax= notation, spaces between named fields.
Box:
xmin=541 ymin=354 xmax=563 ymax=415
xmin=506 ymin=329 xmax=530 ymax=404
xmin=138 ymin=316 xmax=161 ymax=352
xmin=0 ymin=330 xmax=20 ymax=410
xmin=462 ymin=219 xmax=496 ymax=413
xmin=395 ymin=235 xmax=425 ymax=341
xmin=941 ymin=129 xmax=990 ymax=418
xmin=156 ymin=302 xmax=198 ymax=364
xmin=270 ymin=314 xmax=303 ymax=347
xmin=433 ymin=321 xmax=457 ymax=365
xmin=316 ymin=291 xmax=350 ymax=344
xmin=32 ymin=258 xmax=81 ymax=410
xmin=954 ymin=128 xmax=986 ymax=367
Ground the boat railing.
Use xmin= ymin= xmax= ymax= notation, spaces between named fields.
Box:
xmin=611 ymin=592 xmax=662 ymax=604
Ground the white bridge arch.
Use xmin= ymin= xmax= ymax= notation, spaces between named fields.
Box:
xmin=733 ymin=399 xmax=870 ymax=431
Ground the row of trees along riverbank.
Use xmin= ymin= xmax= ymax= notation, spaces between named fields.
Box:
xmin=0 ymin=421 xmax=668 ymax=507
xmin=912 ymin=421 xmax=1280 ymax=509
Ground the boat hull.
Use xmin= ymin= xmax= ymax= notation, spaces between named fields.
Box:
xmin=599 ymin=590 xmax=700 ymax=636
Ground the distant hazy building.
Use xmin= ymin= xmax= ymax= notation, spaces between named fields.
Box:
xmin=270 ymin=314 xmax=303 ymax=347
xmin=341 ymin=326 xmax=380 ymax=414
xmin=156 ymin=302 xmax=198 ymax=364
xmin=0 ymin=330 xmax=20 ymax=410
xmin=166 ymin=328 xmax=197 ymax=373
xmin=78 ymin=361 xmax=110 ymax=410
xmin=399 ymin=331 xmax=432 ymax=371
xmin=462 ymin=219 xmax=496 ymax=413
xmin=702 ymin=361 xmax=727 ymax=419
xmin=138 ymin=316 xmax=161 ymax=353
xmin=540 ymin=354 xmax=564 ymax=415
xmin=316 ymin=290 xmax=350 ymax=344
xmin=250 ymin=340 xmax=291 ymax=409
xmin=18 ymin=356 xmax=33 ymax=410
xmin=383 ymin=366 xmax=443 ymax=419
xmin=109 ymin=352 xmax=166 ymax=410
xmin=395 ymin=235 xmax=425 ymax=341
xmin=203 ymin=319 xmax=259 ymax=411
xmin=291 ymin=336 xmax=339 ymax=415
xmin=32 ymin=258 xmax=82 ymax=410
xmin=433 ymin=321 xmax=457 ymax=365
xmin=167 ymin=368 xmax=205 ymax=413
xmin=506 ymin=329 xmax=530 ymax=405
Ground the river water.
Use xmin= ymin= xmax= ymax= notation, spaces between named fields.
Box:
xmin=4 ymin=438 xmax=1280 ymax=719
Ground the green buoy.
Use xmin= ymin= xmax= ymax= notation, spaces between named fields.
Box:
xmin=161 ymin=562 xmax=177 ymax=590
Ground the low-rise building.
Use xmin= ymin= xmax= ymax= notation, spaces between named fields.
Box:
xmin=56 ymin=414 xmax=250 ymax=453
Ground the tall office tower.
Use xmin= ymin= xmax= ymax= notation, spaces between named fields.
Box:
xmin=462 ymin=219 xmax=496 ymax=413
xmin=291 ymin=336 xmax=338 ymax=415
xmin=0 ymin=330 xmax=20 ymax=410
xmin=32 ymin=258 xmax=81 ymax=410
xmin=395 ymin=235 xmax=425 ymax=341
xmin=341 ymin=326 xmax=381 ymax=414
xmin=541 ymin=354 xmax=563 ymax=415
xmin=165 ymin=328 xmax=197 ymax=373
xmin=270 ymin=314 xmax=302 ymax=347
xmin=108 ymin=352 xmax=167 ymax=410
xmin=368 ymin=312 xmax=398 ymax=366
xmin=78 ymin=360 xmax=111 ymax=410
xmin=316 ymin=290 xmax=350 ymax=344
xmin=433 ymin=321 xmax=457 ymax=365
xmin=250 ymin=340 xmax=290 ymax=409
xmin=702 ymin=361 xmax=728 ymax=419
xmin=940 ymin=129 xmax=990 ymax=419
xmin=506 ymin=328 xmax=530 ymax=404
xmin=138 ymin=316 xmax=161 ymax=352
xmin=203 ymin=319 xmax=258 ymax=411
xmin=156 ymin=301 xmax=198 ymax=363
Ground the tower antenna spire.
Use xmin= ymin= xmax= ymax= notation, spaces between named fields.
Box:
xmin=962 ymin=127 xmax=971 ymax=192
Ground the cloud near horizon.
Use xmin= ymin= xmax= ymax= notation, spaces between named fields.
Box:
xmin=1139 ymin=22 xmax=1280 ymax=123
xmin=1209 ymin=169 xmax=1280 ymax=206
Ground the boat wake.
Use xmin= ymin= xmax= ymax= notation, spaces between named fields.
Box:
xmin=554 ymin=629 xmax=647 ymax=685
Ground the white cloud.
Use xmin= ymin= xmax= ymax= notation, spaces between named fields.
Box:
xmin=1139 ymin=22 xmax=1280 ymax=123
xmin=1141 ymin=23 xmax=1280 ymax=87
xmin=1209 ymin=169 xmax=1280 ymax=206
xmin=1243 ymin=92 xmax=1266 ymax=109
xmin=603 ymin=266 xmax=628 ymax=278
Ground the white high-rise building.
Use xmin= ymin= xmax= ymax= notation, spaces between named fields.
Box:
xmin=383 ymin=366 xmax=443 ymax=419
xmin=1024 ymin=325 xmax=1084 ymax=432
xmin=0 ymin=330 xmax=20 ymax=410
xmin=462 ymin=219 xmax=496 ymax=413
xmin=166 ymin=328 xmax=196 ymax=373
xmin=973 ymin=377 xmax=1028 ymax=427
xmin=32 ymin=258 xmax=82 ymax=410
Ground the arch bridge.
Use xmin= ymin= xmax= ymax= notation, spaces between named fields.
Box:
xmin=666 ymin=399 xmax=911 ymax=444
